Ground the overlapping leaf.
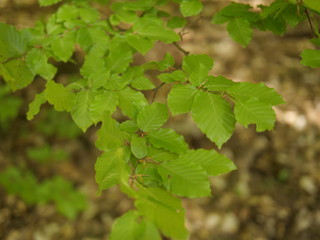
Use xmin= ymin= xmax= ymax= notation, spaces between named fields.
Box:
xmin=95 ymin=147 xmax=130 ymax=195
xmin=135 ymin=187 xmax=188 ymax=240
xmin=51 ymin=31 xmax=75 ymax=62
xmin=117 ymin=87 xmax=148 ymax=119
xmin=183 ymin=54 xmax=213 ymax=75
xmin=0 ymin=59 xmax=34 ymax=91
xmin=45 ymin=80 xmax=76 ymax=112
xmin=95 ymin=115 xmax=127 ymax=151
xmin=131 ymin=135 xmax=148 ymax=159
xmin=227 ymin=18 xmax=253 ymax=47
xmin=27 ymin=92 xmax=46 ymax=120
xmin=227 ymin=82 xmax=284 ymax=105
xmin=158 ymin=70 xmax=186 ymax=83
xmin=148 ymin=128 xmax=188 ymax=154
xmin=0 ymin=23 xmax=27 ymax=61
xmin=234 ymin=98 xmax=276 ymax=131
xmin=71 ymin=90 xmax=94 ymax=132
xmin=300 ymin=49 xmax=320 ymax=68
xmin=304 ymin=0 xmax=320 ymax=13
xmin=191 ymin=91 xmax=235 ymax=148
xmin=180 ymin=0 xmax=203 ymax=17
xmin=126 ymin=34 xmax=154 ymax=55
xmin=158 ymin=159 xmax=211 ymax=198
xmin=178 ymin=149 xmax=237 ymax=176
xmin=89 ymin=90 xmax=118 ymax=124
xmin=39 ymin=0 xmax=62 ymax=7
xmin=109 ymin=211 xmax=161 ymax=240
xmin=204 ymin=76 xmax=236 ymax=91
xmin=26 ymin=48 xmax=57 ymax=80
xmin=167 ymin=84 xmax=198 ymax=115
xmin=133 ymin=17 xmax=180 ymax=43
xmin=137 ymin=103 xmax=168 ymax=132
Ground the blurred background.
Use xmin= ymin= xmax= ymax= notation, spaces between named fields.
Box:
xmin=0 ymin=0 xmax=320 ymax=239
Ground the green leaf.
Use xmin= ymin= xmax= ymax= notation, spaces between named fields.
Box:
xmin=135 ymin=164 xmax=162 ymax=188
xmin=27 ymin=92 xmax=46 ymax=120
xmin=148 ymin=146 xmax=178 ymax=162
xmin=167 ymin=84 xmax=198 ymax=115
xmin=157 ymin=53 xmax=175 ymax=71
xmin=234 ymin=98 xmax=276 ymax=131
xmin=89 ymin=90 xmax=118 ymax=124
xmin=310 ymin=38 xmax=320 ymax=46
xmin=106 ymin=43 xmax=132 ymax=73
xmin=109 ymin=211 xmax=162 ymax=240
xmin=304 ymin=0 xmax=320 ymax=13
xmin=148 ymin=128 xmax=188 ymax=154
xmin=137 ymin=103 xmax=168 ymax=132
xmin=95 ymin=147 xmax=130 ymax=194
xmin=117 ymin=87 xmax=148 ymax=119
xmin=45 ymin=80 xmax=76 ymax=112
xmin=96 ymin=115 xmax=127 ymax=151
xmin=261 ymin=16 xmax=286 ymax=35
xmin=300 ymin=49 xmax=320 ymax=68
xmin=0 ymin=59 xmax=34 ymax=91
xmin=227 ymin=18 xmax=253 ymax=47
xmin=114 ymin=0 xmax=157 ymax=11
xmin=104 ymin=74 xmax=129 ymax=90
xmin=180 ymin=0 xmax=203 ymax=17
xmin=211 ymin=12 xmax=230 ymax=24
xmin=182 ymin=54 xmax=213 ymax=86
xmin=120 ymin=120 xmax=139 ymax=133
xmin=110 ymin=211 xmax=140 ymax=240
xmin=79 ymin=7 xmax=100 ymax=24
xmin=189 ymin=63 xmax=209 ymax=86
xmin=126 ymin=34 xmax=154 ymax=55
xmin=191 ymin=91 xmax=235 ymax=148
xmin=217 ymin=2 xmax=251 ymax=17
xmin=135 ymin=187 xmax=188 ymax=240
xmin=26 ymin=48 xmax=57 ymax=80
xmin=260 ymin=0 xmax=288 ymax=19
xmin=39 ymin=0 xmax=62 ymax=6
xmin=81 ymin=52 xmax=110 ymax=89
xmin=179 ymin=149 xmax=236 ymax=176
xmin=76 ymin=27 xmax=109 ymax=53
xmin=158 ymin=70 xmax=187 ymax=83
xmin=227 ymin=82 xmax=285 ymax=105
xmin=51 ymin=31 xmax=75 ymax=62
xmin=204 ymin=76 xmax=236 ymax=91
xmin=131 ymin=135 xmax=148 ymax=159
xmin=114 ymin=10 xmax=138 ymax=23
xmin=133 ymin=17 xmax=180 ymax=43
xmin=167 ymin=17 xmax=187 ymax=29
xmin=282 ymin=4 xmax=303 ymax=27
xmin=0 ymin=23 xmax=27 ymax=61
xmin=56 ymin=5 xmax=79 ymax=22
xmin=158 ymin=158 xmax=210 ymax=198
xmin=71 ymin=90 xmax=94 ymax=132
xmin=46 ymin=15 xmax=65 ymax=36
xmin=131 ymin=75 xmax=155 ymax=90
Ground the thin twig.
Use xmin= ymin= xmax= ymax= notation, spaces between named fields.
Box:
xmin=173 ymin=42 xmax=190 ymax=56
xmin=180 ymin=14 xmax=202 ymax=35
xmin=305 ymin=8 xmax=316 ymax=37
xmin=151 ymin=82 xmax=166 ymax=103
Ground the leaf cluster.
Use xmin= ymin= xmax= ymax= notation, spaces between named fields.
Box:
xmin=1 ymin=0 xmax=314 ymax=239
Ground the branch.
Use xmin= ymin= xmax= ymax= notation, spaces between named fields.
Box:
xmin=305 ymin=8 xmax=317 ymax=37
xmin=151 ymin=82 xmax=166 ymax=103
xmin=173 ymin=42 xmax=190 ymax=56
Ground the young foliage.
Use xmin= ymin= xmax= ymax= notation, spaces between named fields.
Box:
xmin=0 ymin=0 xmax=301 ymax=238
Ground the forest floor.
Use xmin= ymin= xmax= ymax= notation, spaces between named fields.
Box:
xmin=0 ymin=0 xmax=320 ymax=240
